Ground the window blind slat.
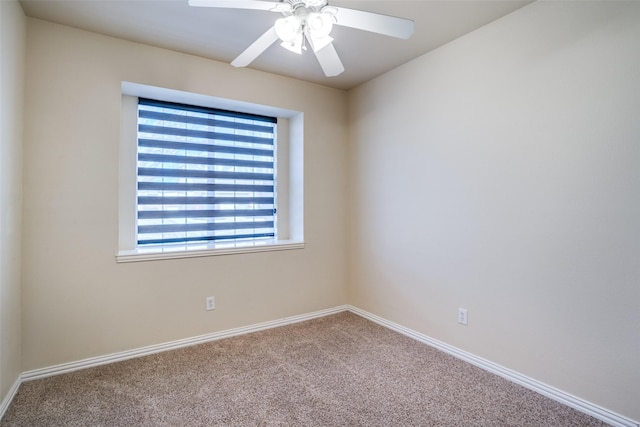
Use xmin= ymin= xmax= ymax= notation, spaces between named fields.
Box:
xmin=138 ymin=138 xmax=272 ymax=157
xmin=137 ymin=182 xmax=273 ymax=193
xmin=138 ymin=209 xmax=274 ymax=220
xmin=139 ymin=110 xmax=274 ymax=134
xmin=138 ymin=153 xmax=273 ymax=170
xmin=138 ymin=233 xmax=275 ymax=246
xmin=139 ymin=221 xmax=275 ymax=234
xmin=139 ymin=124 xmax=273 ymax=146
xmin=138 ymin=196 xmax=274 ymax=205
xmin=137 ymin=168 xmax=273 ymax=182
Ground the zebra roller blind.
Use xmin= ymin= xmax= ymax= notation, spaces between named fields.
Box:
xmin=136 ymin=98 xmax=277 ymax=246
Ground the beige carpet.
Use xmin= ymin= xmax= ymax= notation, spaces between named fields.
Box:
xmin=1 ymin=312 xmax=607 ymax=426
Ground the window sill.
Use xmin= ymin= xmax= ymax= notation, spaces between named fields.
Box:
xmin=116 ymin=239 xmax=305 ymax=263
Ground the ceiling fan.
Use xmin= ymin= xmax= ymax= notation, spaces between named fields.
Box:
xmin=188 ymin=0 xmax=415 ymax=77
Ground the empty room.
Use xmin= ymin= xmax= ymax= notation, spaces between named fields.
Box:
xmin=1 ymin=0 xmax=638 ymax=425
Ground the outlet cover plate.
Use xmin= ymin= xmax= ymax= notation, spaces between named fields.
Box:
xmin=458 ymin=308 xmax=468 ymax=325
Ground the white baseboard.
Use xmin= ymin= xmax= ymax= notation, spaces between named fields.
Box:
xmin=21 ymin=305 xmax=348 ymax=382
xmin=4 ymin=304 xmax=637 ymax=427
xmin=0 ymin=375 xmax=21 ymax=420
xmin=347 ymin=305 xmax=639 ymax=427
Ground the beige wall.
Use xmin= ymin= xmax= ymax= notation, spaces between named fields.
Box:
xmin=0 ymin=0 xmax=25 ymax=403
xmin=22 ymin=18 xmax=348 ymax=371
xmin=348 ymin=1 xmax=640 ymax=421
xmin=11 ymin=1 xmax=640 ymax=422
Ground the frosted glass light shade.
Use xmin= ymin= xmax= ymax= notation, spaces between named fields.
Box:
xmin=275 ymin=16 xmax=302 ymax=42
xmin=306 ymin=12 xmax=333 ymax=38
xmin=280 ymin=33 xmax=304 ymax=54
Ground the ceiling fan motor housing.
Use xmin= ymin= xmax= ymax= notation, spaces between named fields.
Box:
xmin=285 ymin=0 xmax=328 ymax=13
xmin=277 ymin=0 xmax=334 ymax=46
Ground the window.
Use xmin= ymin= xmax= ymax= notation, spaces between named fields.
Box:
xmin=136 ymin=98 xmax=277 ymax=246
xmin=117 ymin=83 xmax=304 ymax=262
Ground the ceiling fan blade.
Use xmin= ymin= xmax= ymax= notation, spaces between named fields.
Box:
xmin=313 ymin=42 xmax=345 ymax=77
xmin=188 ymin=0 xmax=289 ymax=12
xmin=330 ymin=6 xmax=414 ymax=39
xmin=231 ymin=26 xmax=279 ymax=67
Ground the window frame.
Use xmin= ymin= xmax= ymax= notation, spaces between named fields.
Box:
xmin=117 ymin=83 xmax=304 ymax=263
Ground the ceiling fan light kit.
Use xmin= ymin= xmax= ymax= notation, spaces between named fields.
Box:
xmin=188 ymin=0 xmax=415 ymax=77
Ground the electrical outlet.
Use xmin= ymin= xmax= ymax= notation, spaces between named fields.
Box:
xmin=458 ymin=308 xmax=468 ymax=326
xmin=206 ymin=296 xmax=215 ymax=311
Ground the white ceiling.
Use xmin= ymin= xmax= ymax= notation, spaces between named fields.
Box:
xmin=19 ymin=0 xmax=531 ymax=90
